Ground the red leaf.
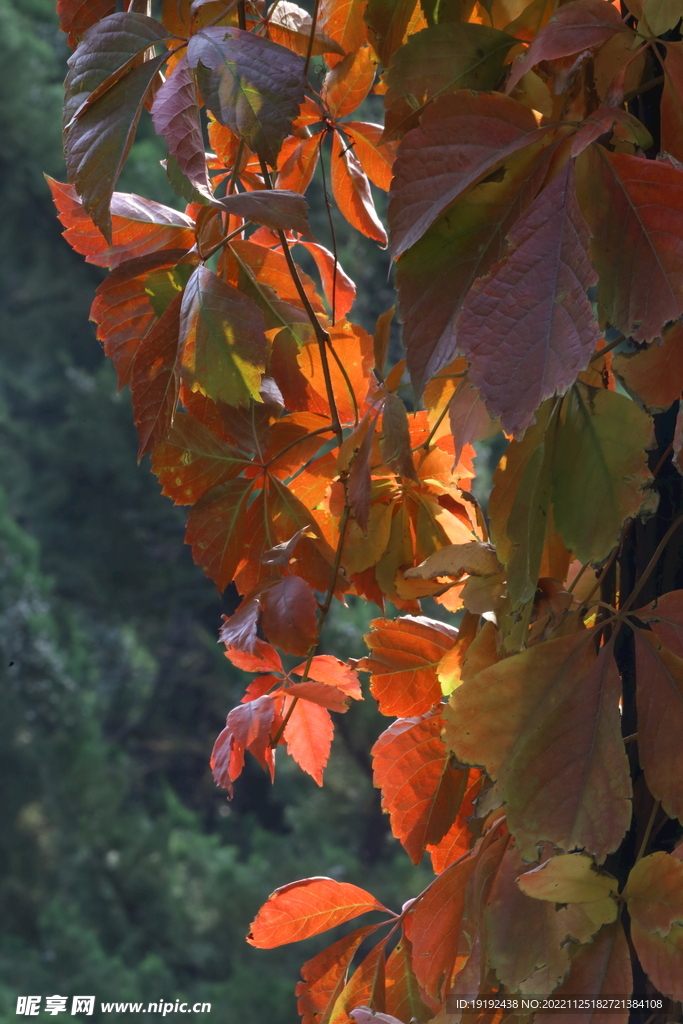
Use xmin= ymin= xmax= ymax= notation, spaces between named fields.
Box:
xmin=661 ymin=42 xmax=683 ymax=165
xmin=151 ymin=413 xmax=251 ymax=505
xmin=343 ymin=122 xmax=396 ymax=191
xmin=576 ymin=144 xmax=683 ymax=342
xmin=218 ymin=597 xmax=261 ymax=653
xmin=47 ymin=177 xmax=195 ymax=268
xmin=403 ymin=852 xmax=477 ymax=1001
xmin=331 ymin=130 xmax=387 ymax=246
xmin=388 ymin=91 xmax=554 ymax=258
xmin=187 ymin=26 xmax=305 ymax=166
xmin=65 ymin=52 xmax=169 ymax=242
xmin=359 ymin=616 xmax=458 ymax=717
xmin=247 ymin=877 xmax=389 ymax=948
xmin=219 ymin=189 xmax=313 ymax=237
xmin=297 ymin=242 xmax=356 ymax=320
xmin=506 ymin=0 xmax=627 ymax=93
xmin=260 ymin=575 xmax=319 ymax=655
xmin=225 ymin=639 xmax=284 ymax=674
xmin=57 ymin=0 xmax=116 ymax=47
xmin=211 ymin=694 xmax=276 ymax=795
xmin=185 ymin=477 xmax=255 ymax=590
xmin=637 ymin=589 xmax=683 ymax=655
xmin=281 ymin=694 xmax=335 ymax=784
xmin=296 ymin=926 xmax=380 ymax=1024
xmin=280 ymin=682 xmax=352 ymax=712
xmin=428 ymin=769 xmax=483 ymax=874
xmin=323 ymin=46 xmax=376 ymax=118
xmin=151 ymin=53 xmax=210 ymax=196
xmin=90 ymin=266 xmax=157 ymax=389
xmin=276 ymin=135 xmax=321 ymax=195
xmin=298 ymin=655 xmax=363 ymax=699
xmin=625 ymin=852 xmax=683 ymax=1001
xmin=372 ymin=711 xmax=470 ymax=863
xmin=613 ymin=321 xmax=683 ymax=413
xmin=130 ymin=290 xmax=182 ymax=458
xmin=458 ymin=162 xmax=599 ymax=435
xmin=633 ymin=628 xmax=683 ymax=823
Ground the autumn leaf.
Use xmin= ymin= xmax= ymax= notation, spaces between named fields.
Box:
xmin=383 ymin=936 xmax=434 ymax=1024
xmin=343 ymin=123 xmax=396 ymax=192
xmin=296 ymin=926 xmax=380 ymax=1024
xmin=297 ymin=242 xmax=356 ymax=320
xmin=298 ymin=656 xmax=363 ymax=699
xmin=323 ymin=45 xmax=376 ymax=118
xmin=624 ymin=852 xmax=683 ymax=1000
xmin=188 ymin=27 xmax=305 ymax=166
xmin=57 ymin=0 xmax=116 ymax=48
xmin=444 ymin=633 xmax=632 ymax=862
xmin=47 ymin=177 xmax=195 ymax=268
xmin=380 ymin=394 xmax=417 ymax=480
xmin=633 ymin=628 xmax=683 ymax=824
xmin=211 ymin=694 xmax=277 ymax=795
xmin=364 ymin=0 xmax=418 ymax=65
xmin=506 ymin=0 xmax=628 ymax=93
xmin=372 ymin=711 xmax=469 ymax=863
xmin=185 ymin=476 xmax=256 ymax=590
xmin=260 ymin=575 xmax=318 ymax=656
xmin=319 ymin=0 xmax=369 ymax=59
xmin=276 ymin=135 xmax=321 ymax=196
xmin=179 ymin=265 xmax=267 ymax=407
xmin=404 ymin=541 xmax=501 ymax=581
xmin=130 ymin=290 xmax=182 ymax=458
xmin=267 ymin=1 xmax=346 ymax=57
xmin=576 ymin=144 xmax=683 ymax=342
xmin=247 ymin=877 xmax=390 ymax=948
xmin=331 ymin=130 xmax=388 ymax=246
xmin=151 ymin=53 xmax=211 ymax=198
xmin=383 ymin=22 xmax=516 ymax=140
xmin=151 ymin=413 xmax=251 ymax=505
xmin=613 ymin=322 xmax=683 ymax=414
xmin=517 ymin=853 xmax=618 ymax=907
xmin=219 ymin=190 xmax=313 ymax=237
xmin=457 ymin=162 xmax=599 ymax=436
xmin=359 ymin=616 xmax=458 ymax=717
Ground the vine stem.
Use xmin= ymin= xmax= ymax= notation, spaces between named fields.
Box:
xmin=636 ymin=798 xmax=660 ymax=863
xmin=258 ymin=156 xmax=345 ymax=444
xmin=589 ymin=333 xmax=626 ymax=362
xmin=619 ymin=512 xmax=683 ymax=617
xmin=304 ymin=0 xmax=322 ymax=76
xmin=270 ymin=504 xmax=351 ymax=746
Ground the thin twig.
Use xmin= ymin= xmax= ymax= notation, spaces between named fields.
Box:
xmin=567 ymin=559 xmax=590 ymax=594
xmin=304 ymin=0 xmax=322 ymax=76
xmin=227 ymin=139 xmax=245 ymax=196
xmin=636 ymin=798 xmax=660 ymax=863
xmin=589 ymin=333 xmax=627 ymax=363
xmin=201 ymin=221 xmax=249 ymax=260
xmin=317 ymin=130 xmax=339 ymax=325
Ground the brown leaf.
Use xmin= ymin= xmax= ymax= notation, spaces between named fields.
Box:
xmin=260 ymin=575 xmax=318 ymax=656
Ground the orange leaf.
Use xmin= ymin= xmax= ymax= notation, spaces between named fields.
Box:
xmin=344 ymin=122 xmax=396 ymax=191
xmin=613 ymin=322 xmax=683 ymax=414
xmin=300 ymin=655 xmax=363 ymax=699
xmin=323 ymin=46 xmax=376 ymax=118
xmin=46 ymin=176 xmax=195 ymax=267
xmin=247 ymin=877 xmax=389 ymax=948
xmin=296 ymin=925 xmax=380 ymax=1024
xmin=260 ymin=575 xmax=319 ymax=655
xmin=427 ymin=769 xmax=484 ymax=874
xmin=185 ymin=477 xmax=255 ymax=590
xmin=281 ymin=693 xmax=334 ymax=784
xmin=372 ymin=711 xmax=470 ymax=864
xmin=225 ymin=639 xmax=284 ymax=674
xmin=384 ymin=936 xmax=435 ymax=1023
xmin=276 ymin=134 xmax=321 ymax=195
xmin=151 ymin=412 xmax=251 ymax=505
xmin=297 ymin=241 xmax=357 ymax=320
xmin=331 ymin=130 xmax=387 ymax=246
xmin=403 ymin=851 xmax=477 ymax=1001
xmin=319 ymin=0 xmax=369 ymax=64
xmin=328 ymin=937 xmax=387 ymax=1024
xmin=625 ymin=852 xmax=683 ymax=1001
xmin=280 ymin=682 xmax=352 ymax=712
xmin=359 ymin=616 xmax=458 ymax=717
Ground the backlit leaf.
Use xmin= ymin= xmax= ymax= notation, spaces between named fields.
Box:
xmin=130 ymin=290 xmax=182 ymax=458
xmin=267 ymin=1 xmax=346 ymax=57
xmin=248 ymin=877 xmax=389 ymax=948
xmin=359 ymin=616 xmax=458 ymax=717
xmin=211 ymin=694 xmax=276 ymax=795
xmin=58 ymin=0 xmax=116 ymax=47
xmin=384 ymin=937 xmax=433 ymax=1024
xmin=343 ymin=123 xmax=396 ymax=192
xmin=323 ymin=46 xmax=377 ymax=118
xmin=47 ymin=177 xmax=195 ymax=268
xmin=179 ymin=265 xmax=267 ymax=407
xmin=281 ymin=694 xmax=334 ymax=784
xmin=444 ymin=632 xmax=632 ymax=862
xmin=151 ymin=53 xmax=211 ymax=196
xmin=576 ymin=144 xmax=683 ymax=342
xmin=185 ymin=476 xmax=255 ymax=590
xmin=458 ymin=162 xmax=599 ymax=436
xmin=331 ymin=130 xmax=388 ymax=246
xmin=319 ymin=0 xmax=369 ymax=59
xmin=380 ymin=394 xmax=417 ymax=480
xmin=297 ymin=242 xmax=356 ymax=320
xmin=383 ymin=22 xmax=516 ymax=140
xmin=151 ymin=413 xmax=251 ymax=505
xmin=296 ymin=926 xmax=380 ymax=1024
xmin=365 ymin=0 xmax=418 ymax=65
xmin=276 ymin=136 xmax=321 ymax=195
xmin=372 ymin=711 xmax=469 ymax=863
xmin=299 ymin=656 xmax=363 ymax=699
xmin=188 ymin=27 xmax=305 ymax=166
xmin=633 ymin=628 xmax=683 ymax=824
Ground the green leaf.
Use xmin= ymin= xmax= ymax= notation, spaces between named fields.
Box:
xmin=64 ymin=53 xmax=168 ymax=242
xmin=188 ymin=27 xmax=305 ymax=166
xmin=552 ymin=382 xmax=655 ymax=563
xmin=384 ymin=22 xmax=517 ymax=139
xmin=179 ymin=266 xmax=267 ymax=408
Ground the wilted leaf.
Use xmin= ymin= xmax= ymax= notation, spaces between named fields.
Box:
xmin=248 ymin=877 xmax=389 ymax=948
xmin=211 ymin=694 xmax=276 ymax=795
xmin=260 ymin=575 xmax=318 ymax=655
xmin=188 ymin=27 xmax=305 ymax=166
xmin=404 ymin=541 xmax=501 ymax=581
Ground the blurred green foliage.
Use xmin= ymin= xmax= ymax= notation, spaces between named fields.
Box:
xmin=0 ymin=1 xmax=430 ymax=1020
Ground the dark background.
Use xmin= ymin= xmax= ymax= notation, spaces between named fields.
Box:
xmin=0 ymin=2 xmax=435 ymax=1020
